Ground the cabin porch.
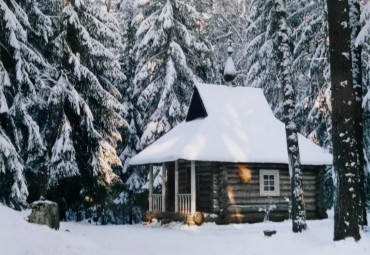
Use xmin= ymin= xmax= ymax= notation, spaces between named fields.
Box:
xmin=147 ymin=160 xmax=214 ymax=225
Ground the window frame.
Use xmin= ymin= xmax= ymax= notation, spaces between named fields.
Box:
xmin=259 ymin=169 xmax=280 ymax=196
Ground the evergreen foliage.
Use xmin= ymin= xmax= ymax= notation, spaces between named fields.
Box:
xmin=133 ymin=0 xmax=213 ymax=148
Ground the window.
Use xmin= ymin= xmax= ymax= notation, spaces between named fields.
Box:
xmin=259 ymin=170 xmax=280 ymax=196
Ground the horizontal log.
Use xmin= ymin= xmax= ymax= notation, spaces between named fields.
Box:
xmin=228 ymin=204 xmax=289 ymax=213
xmin=305 ymin=204 xmax=317 ymax=211
xmin=280 ymin=184 xmax=316 ymax=191
xmin=230 ymin=197 xmax=290 ymax=204
xmin=268 ymin=212 xmax=290 ymax=222
xmin=227 ymin=203 xmax=316 ymax=213
xmin=226 ymin=177 xmax=316 ymax=187
xmin=226 ymin=184 xmax=260 ymax=191
xmin=198 ymin=198 xmax=212 ymax=204
xmin=224 ymin=213 xmax=265 ymax=224
xmin=302 ymin=175 xmax=317 ymax=181
xmin=228 ymin=190 xmax=296 ymax=197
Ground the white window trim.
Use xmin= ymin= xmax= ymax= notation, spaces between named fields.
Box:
xmin=259 ymin=169 xmax=280 ymax=196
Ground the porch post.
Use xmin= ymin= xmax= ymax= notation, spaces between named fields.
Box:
xmin=149 ymin=164 xmax=153 ymax=211
xmin=162 ymin=162 xmax=166 ymax=212
xmin=191 ymin=160 xmax=196 ymax=215
xmin=175 ymin=161 xmax=179 ymax=213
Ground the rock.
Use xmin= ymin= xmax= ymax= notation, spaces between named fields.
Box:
xmin=28 ymin=200 xmax=60 ymax=230
xmin=263 ymin=230 xmax=277 ymax=237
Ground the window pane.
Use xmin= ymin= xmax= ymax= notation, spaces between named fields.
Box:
xmin=264 ymin=175 xmax=268 ymax=180
xmin=270 ymin=181 xmax=274 ymax=186
xmin=269 ymin=175 xmax=274 ymax=180
xmin=264 ymin=181 xmax=269 ymax=186
xmin=264 ymin=186 xmax=268 ymax=191
xmin=270 ymin=186 xmax=275 ymax=191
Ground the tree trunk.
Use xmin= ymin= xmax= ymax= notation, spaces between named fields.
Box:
xmin=326 ymin=0 xmax=361 ymax=241
xmin=273 ymin=0 xmax=306 ymax=233
xmin=348 ymin=0 xmax=367 ymax=227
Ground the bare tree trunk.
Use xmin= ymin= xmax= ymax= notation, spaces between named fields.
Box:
xmin=273 ymin=0 xmax=306 ymax=233
xmin=326 ymin=0 xmax=361 ymax=241
xmin=349 ymin=0 xmax=367 ymax=227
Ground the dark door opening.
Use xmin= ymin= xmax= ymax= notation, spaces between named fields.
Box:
xmin=166 ymin=162 xmax=175 ymax=212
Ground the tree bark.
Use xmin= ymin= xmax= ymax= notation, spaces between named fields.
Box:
xmin=348 ymin=0 xmax=367 ymax=227
xmin=326 ymin=0 xmax=361 ymax=241
xmin=273 ymin=0 xmax=306 ymax=233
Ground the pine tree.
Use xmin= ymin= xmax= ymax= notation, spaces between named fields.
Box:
xmin=133 ymin=0 xmax=213 ymax=148
xmin=116 ymin=0 xmax=140 ymax=173
xmin=238 ymin=0 xmax=284 ymax=117
xmin=360 ymin=1 xmax=370 ymax=212
xmin=327 ymin=0 xmax=362 ymax=241
xmin=113 ymin=0 xmax=147 ymax=223
xmin=0 ymin=0 xmax=50 ymax=202
xmin=47 ymin=78 xmax=80 ymax=187
xmin=43 ymin=0 xmax=128 ymax=196
xmin=288 ymin=0 xmax=332 ymax=149
xmin=349 ymin=0 xmax=367 ymax=227
xmin=0 ymin=62 xmax=28 ymax=209
xmin=273 ymin=0 xmax=306 ymax=233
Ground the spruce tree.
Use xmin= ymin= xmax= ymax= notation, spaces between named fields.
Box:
xmin=49 ymin=1 xmax=126 ymax=186
xmin=359 ymin=1 xmax=370 ymax=213
xmin=327 ymin=0 xmax=362 ymax=241
xmin=273 ymin=0 xmax=306 ymax=233
xmin=288 ymin=0 xmax=332 ymax=149
xmin=133 ymin=0 xmax=213 ymax=147
xmin=348 ymin=0 xmax=367 ymax=227
xmin=0 ymin=0 xmax=49 ymax=202
xmin=238 ymin=0 xmax=284 ymax=116
xmin=0 ymin=62 xmax=28 ymax=209
xmin=47 ymin=77 xmax=80 ymax=187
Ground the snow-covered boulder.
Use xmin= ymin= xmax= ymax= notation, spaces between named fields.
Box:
xmin=28 ymin=199 xmax=59 ymax=230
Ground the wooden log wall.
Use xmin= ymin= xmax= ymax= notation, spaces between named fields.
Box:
xmin=177 ymin=161 xmax=327 ymax=223
xmin=196 ymin=162 xmax=213 ymax=212
xmin=213 ymin=163 xmax=327 ymax=223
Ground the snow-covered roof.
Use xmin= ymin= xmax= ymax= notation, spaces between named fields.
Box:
xmin=129 ymin=84 xmax=332 ymax=166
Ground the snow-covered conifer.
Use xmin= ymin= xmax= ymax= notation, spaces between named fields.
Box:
xmin=47 ymin=115 xmax=79 ymax=187
xmin=0 ymin=0 xmax=49 ymax=202
xmin=41 ymin=1 xmax=129 ymax=190
xmin=272 ymin=0 xmax=306 ymax=233
xmin=0 ymin=129 xmax=28 ymax=210
xmin=288 ymin=0 xmax=332 ymax=149
xmin=134 ymin=0 xmax=213 ymax=147
xmin=0 ymin=62 xmax=28 ymax=209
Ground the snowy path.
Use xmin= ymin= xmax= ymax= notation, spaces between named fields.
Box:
xmin=1 ymin=205 xmax=369 ymax=255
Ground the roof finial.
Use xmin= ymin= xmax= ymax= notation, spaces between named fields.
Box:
xmin=223 ymin=35 xmax=237 ymax=82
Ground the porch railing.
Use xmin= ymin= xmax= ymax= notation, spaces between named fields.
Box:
xmin=178 ymin=194 xmax=191 ymax=214
xmin=152 ymin=194 xmax=162 ymax=212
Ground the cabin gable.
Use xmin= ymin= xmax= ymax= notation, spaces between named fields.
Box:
xmin=185 ymin=87 xmax=208 ymax=121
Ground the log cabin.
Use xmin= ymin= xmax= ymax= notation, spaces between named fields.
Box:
xmin=129 ymin=84 xmax=332 ymax=225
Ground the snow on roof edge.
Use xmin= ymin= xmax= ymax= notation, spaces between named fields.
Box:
xmin=129 ymin=83 xmax=332 ymax=166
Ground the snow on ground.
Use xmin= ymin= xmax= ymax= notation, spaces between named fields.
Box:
xmin=1 ymin=204 xmax=369 ymax=255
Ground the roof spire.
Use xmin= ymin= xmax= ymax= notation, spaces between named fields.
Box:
xmin=223 ymin=35 xmax=237 ymax=82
